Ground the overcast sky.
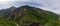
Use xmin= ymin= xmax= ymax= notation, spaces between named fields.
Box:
xmin=0 ymin=0 xmax=60 ymax=14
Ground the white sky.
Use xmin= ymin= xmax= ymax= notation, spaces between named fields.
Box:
xmin=0 ymin=0 xmax=60 ymax=14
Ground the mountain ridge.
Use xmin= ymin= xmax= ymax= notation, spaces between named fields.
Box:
xmin=0 ymin=5 xmax=59 ymax=26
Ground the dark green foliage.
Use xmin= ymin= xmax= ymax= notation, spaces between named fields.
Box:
xmin=0 ymin=5 xmax=59 ymax=26
xmin=0 ymin=16 xmax=16 ymax=26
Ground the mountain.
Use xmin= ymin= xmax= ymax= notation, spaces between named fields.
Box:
xmin=0 ymin=5 xmax=60 ymax=26
xmin=0 ymin=6 xmax=17 ymax=18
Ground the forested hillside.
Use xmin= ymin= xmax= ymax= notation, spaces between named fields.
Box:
xmin=0 ymin=5 xmax=60 ymax=26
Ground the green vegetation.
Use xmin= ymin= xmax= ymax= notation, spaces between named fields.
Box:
xmin=0 ymin=16 xmax=16 ymax=26
xmin=0 ymin=5 xmax=60 ymax=26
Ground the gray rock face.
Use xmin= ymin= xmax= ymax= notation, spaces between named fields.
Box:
xmin=0 ymin=6 xmax=17 ymax=17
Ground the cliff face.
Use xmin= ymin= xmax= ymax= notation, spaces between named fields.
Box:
xmin=0 ymin=5 xmax=59 ymax=26
xmin=9 ymin=5 xmax=59 ymax=26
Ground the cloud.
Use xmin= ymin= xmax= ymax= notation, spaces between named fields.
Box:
xmin=0 ymin=1 xmax=15 ymax=9
xmin=10 ymin=0 xmax=30 ymax=1
xmin=33 ymin=0 xmax=60 ymax=14
xmin=0 ymin=0 xmax=60 ymax=14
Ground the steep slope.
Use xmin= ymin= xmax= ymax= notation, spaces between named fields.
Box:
xmin=0 ymin=6 xmax=17 ymax=18
xmin=0 ymin=5 xmax=59 ymax=26
xmin=9 ymin=5 xmax=59 ymax=26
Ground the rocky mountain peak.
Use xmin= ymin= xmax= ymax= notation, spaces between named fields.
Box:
xmin=0 ymin=5 xmax=59 ymax=26
xmin=9 ymin=6 xmax=16 ymax=8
